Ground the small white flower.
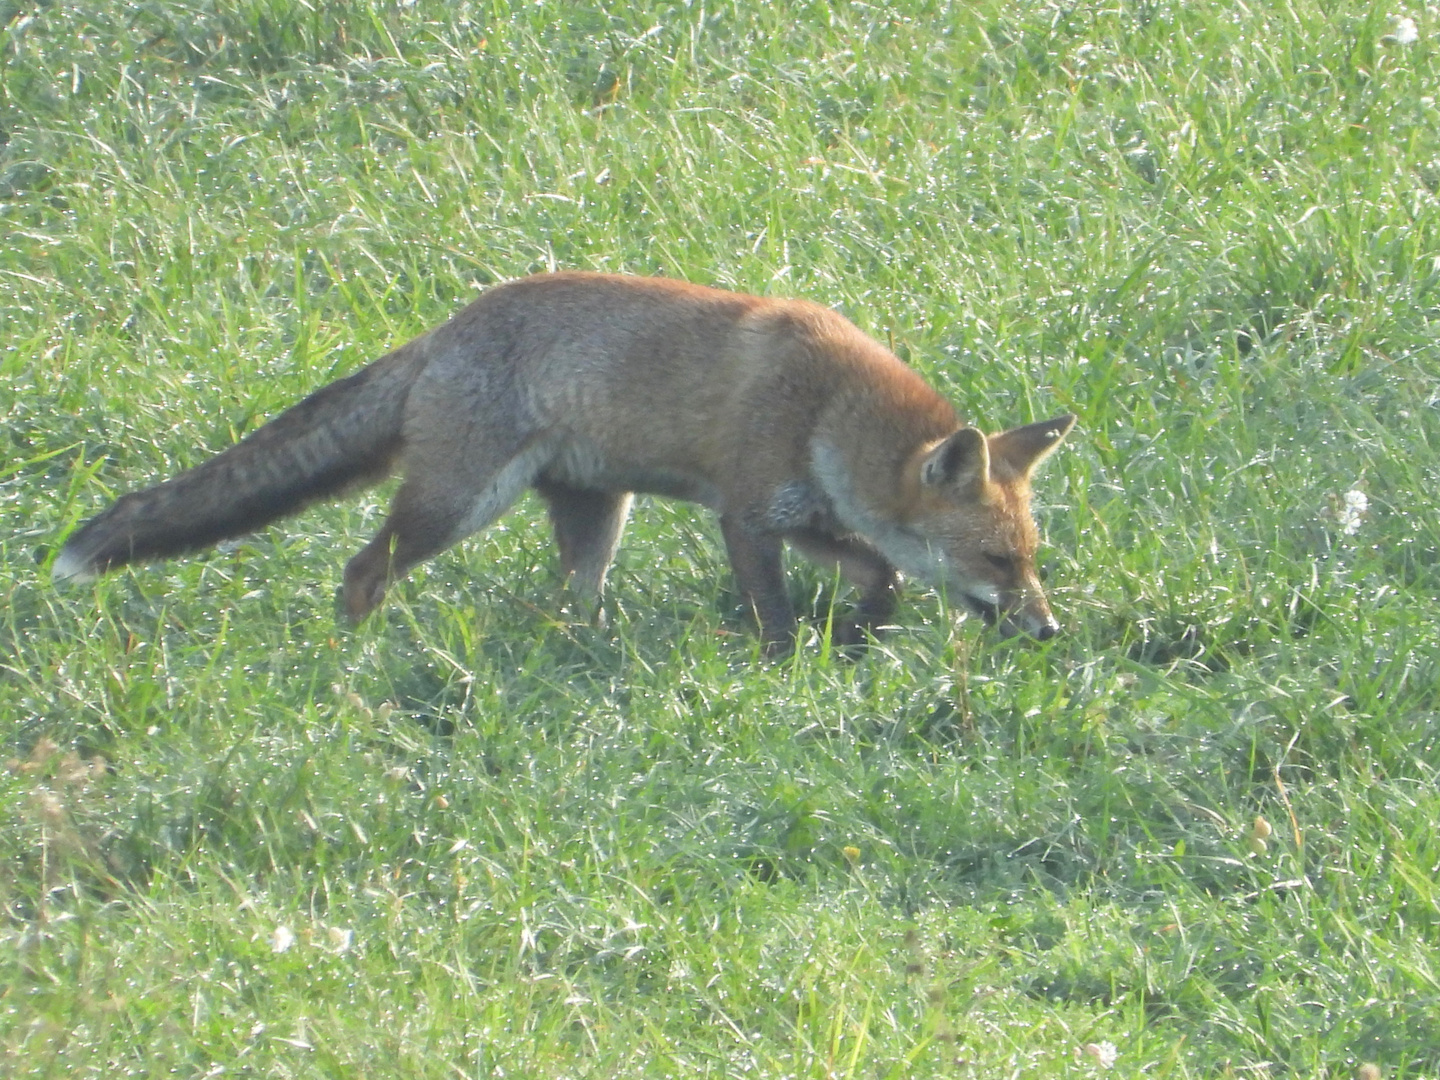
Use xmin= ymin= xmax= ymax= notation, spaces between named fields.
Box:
xmin=1082 ymin=1041 xmax=1119 ymax=1069
xmin=271 ymin=925 xmax=296 ymax=953
xmin=1383 ymin=15 xmax=1420 ymax=44
xmin=1337 ymin=489 xmax=1369 ymax=535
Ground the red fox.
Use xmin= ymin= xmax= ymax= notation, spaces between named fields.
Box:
xmin=54 ymin=272 xmax=1076 ymax=652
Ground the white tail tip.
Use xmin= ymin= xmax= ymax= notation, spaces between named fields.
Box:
xmin=52 ymin=547 xmax=97 ymax=585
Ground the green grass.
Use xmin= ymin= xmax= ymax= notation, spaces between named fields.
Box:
xmin=4 ymin=0 xmax=1440 ymax=1075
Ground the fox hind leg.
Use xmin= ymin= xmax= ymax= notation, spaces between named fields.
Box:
xmin=537 ymin=480 xmax=633 ymax=598
xmin=342 ymin=442 xmax=547 ymax=622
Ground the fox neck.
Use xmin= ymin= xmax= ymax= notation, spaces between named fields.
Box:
xmin=809 ymin=437 xmax=948 ymax=584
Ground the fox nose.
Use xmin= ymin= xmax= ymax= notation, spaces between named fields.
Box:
xmin=999 ymin=607 xmax=1059 ymax=640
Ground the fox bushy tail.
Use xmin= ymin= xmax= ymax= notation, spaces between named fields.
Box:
xmin=54 ymin=346 xmax=427 ymax=582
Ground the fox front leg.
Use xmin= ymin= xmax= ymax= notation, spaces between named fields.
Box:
xmin=786 ymin=526 xmax=899 ymax=647
xmin=720 ymin=514 xmax=797 ymax=657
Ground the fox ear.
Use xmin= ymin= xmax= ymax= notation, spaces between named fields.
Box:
xmin=989 ymin=413 xmax=1076 ymax=476
xmin=920 ymin=428 xmax=990 ymax=490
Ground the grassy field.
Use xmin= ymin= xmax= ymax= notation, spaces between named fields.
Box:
xmin=3 ymin=0 xmax=1440 ymax=1075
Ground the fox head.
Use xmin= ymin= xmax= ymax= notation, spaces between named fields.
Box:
xmin=901 ymin=413 xmax=1076 ymax=639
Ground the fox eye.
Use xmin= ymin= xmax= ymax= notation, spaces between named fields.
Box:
xmin=984 ymin=552 xmax=1014 ymax=573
